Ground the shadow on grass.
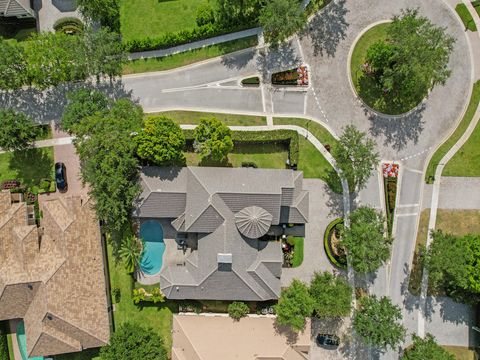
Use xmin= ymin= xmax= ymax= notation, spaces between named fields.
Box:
xmin=7 ymin=148 xmax=54 ymax=187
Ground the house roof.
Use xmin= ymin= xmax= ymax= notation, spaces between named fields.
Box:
xmin=0 ymin=0 xmax=34 ymax=17
xmin=135 ymin=166 xmax=309 ymax=301
xmin=0 ymin=191 xmax=110 ymax=357
xmin=172 ymin=315 xmax=311 ymax=360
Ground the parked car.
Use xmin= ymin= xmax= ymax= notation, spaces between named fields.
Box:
xmin=55 ymin=162 xmax=68 ymax=192
xmin=316 ymin=334 xmax=340 ymax=349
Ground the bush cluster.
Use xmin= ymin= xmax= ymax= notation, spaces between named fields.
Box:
xmin=323 ymin=218 xmax=347 ymax=268
xmin=228 ymin=301 xmax=250 ymax=320
xmin=124 ymin=23 xmax=255 ymax=53
xmin=0 ymin=323 xmax=9 ymax=360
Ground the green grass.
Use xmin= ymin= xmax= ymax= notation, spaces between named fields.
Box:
xmin=107 ymin=244 xmax=174 ymax=357
xmin=455 ymin=3 xmax=477 ymax=32
xmin=36 ymin=124 xmax=52 ymax=140
xmin=475 ymin=2 xmax=480 ymax=17
xmin=287 ymin=237 xmax=304 ymax=267
xmin=426 ymin=81 xmax=480 ymax=181
xmin=150 ymin=110 xmax=266 ymax=126
xmin=123 ymin=36 xmax=258 ymax=74
xmin=442 ymin=346 xmax=478 ymax=360
xmin=0 ymin=147 xmax=54 ymax=188
xmin=120 ymin=0 xmax=211 ymax=42
xmin=6 ymin=334 xmax=13 ymax=360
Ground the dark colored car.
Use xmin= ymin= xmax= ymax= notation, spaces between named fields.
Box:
xmin=316 ymin=334 xmax=340 ymax=349
xmin=55 ymin=162 xmax=68 ymax=192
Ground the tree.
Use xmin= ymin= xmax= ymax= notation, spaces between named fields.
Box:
xmin=259 ymin=0 xmax=306 ymax=45
xmin=340 ymin=206 xmax=392 ymax=273
xmin=274 ymin=279 xmax=314 ymax=331
xmin=194 ymin=117 xmax=233 ymax=162
xmin=61 ymin=89 xmax=111 ymax=132
xmin=119 ymin=235 xmax=143 ymax=273
xmin=72 ymin=99 xmax=143 ymax=237
xmin=136 ymin=117 xmax=186 ymax=166
xmin=309 ymin=271 xmax=352 ymax=318
xmin=425 ymin=231 xmax=480 ymax=304
xmin=0 ymin=109 xmax=39 ymax=151
xmin=76 ymin=0 xmax=120 ymax=32
xmin=99 ymin=323 xmax=167 ymax=360
xmin=228 ymin=301 xmax=250 ymax=320
xmin=402 ymin=333 xmax=454 ymax=360
xmin=365 ymin=8 xmax=455 ymax=110
xmin=0 ymin=38 xmax=27 ymax=90
xmin=336 ymin=125 xmax=379 ymax=191
xmin=216 ymin=0 xmax=262 ymax=28
xmin=353 ymin=295 xmax=405 ymax=350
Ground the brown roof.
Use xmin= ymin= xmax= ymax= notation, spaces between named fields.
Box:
xmin=172 ymin=315 xmax=311 ymax=360
xmin=0 ymin=191 xmax=110 ymax=357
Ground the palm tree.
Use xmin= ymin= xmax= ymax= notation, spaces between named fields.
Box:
xmin=119 ymin=235 xmax=143 ymax=273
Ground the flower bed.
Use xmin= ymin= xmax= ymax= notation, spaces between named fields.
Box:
xmin=271 ymin=66 xmax=309 ymax=86
xmin=382 ymin=163 xmax=399 ymax=236
xmin=282 ymin=236 xmax=304 ymax=267
xmin=324 ymin=218 xmax=347 ymax=269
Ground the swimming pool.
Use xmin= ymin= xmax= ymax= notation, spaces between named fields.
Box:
xmin=139 ymin=220 xmax=165 ymax=275
xmin=16 ymin=321 xmax=43 ymax=360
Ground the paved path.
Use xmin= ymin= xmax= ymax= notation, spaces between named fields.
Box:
xmin=0 ymin=136 xmax=73 ymax=154
xmin=423 ymin=177 xmax=480 ymax=210
xmin=128 ymin=28 xmax=262 ymax=60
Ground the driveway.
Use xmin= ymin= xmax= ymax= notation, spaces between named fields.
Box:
xmin=281 ymin=179 xmax=343 ymax=286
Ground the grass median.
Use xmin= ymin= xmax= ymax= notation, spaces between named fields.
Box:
xmin=149 ymin=110 xmax=266 ymax=126
xmin=123 ymin=36 xmax=258 ymax=75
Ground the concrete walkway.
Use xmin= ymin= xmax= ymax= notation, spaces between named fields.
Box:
xmin=129 ymin=27 xmax=262 ymax=60
xmin=0 ymin=136 xmax=73 ymax=154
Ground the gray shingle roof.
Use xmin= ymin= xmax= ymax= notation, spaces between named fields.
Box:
xmin=136 ymin=166 xmax=308 ymax=301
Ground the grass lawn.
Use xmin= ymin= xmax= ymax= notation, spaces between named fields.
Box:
xmin=287 ymin=237 xmax=304 ymax=267
xmin=0 ymin=147 xmax=54 ymax=188
xmin=150 ymin=110 xmax=266 ymax=126
xmin=427 ymin=81 xmax=480 ymax=180
xmin=107 ymin=244 xmax=174 ymax=357
xmin=6 ymin=334 xmax=14 ymax=360
xmin=123 ymin=36 xmax=258 ymax=75
xmin=408 ymin=209 xmax=430 ymax=295
xmin=475 ymin=2 xmax=480 ymax=17
xmin=120 ymin=0 xmax=211 ymax=42
xmin=442 ymin=346 xmax=479 ymax=360
xmin=455 ymin=3 xmax=477 ymax=32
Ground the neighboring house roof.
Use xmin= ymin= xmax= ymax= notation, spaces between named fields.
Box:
xmin=172 ymin=315 xmax=311 ymax=360
xmin=0 ymin=0 xmax=34 ymax=18
xmin=135 ymin=166 xmax=309 ymax=301
xmin=0 ymin=191 xmax=110 ymax=358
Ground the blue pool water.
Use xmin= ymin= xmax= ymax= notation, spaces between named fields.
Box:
xmin=17 ymin=321 xmax=43 ymax=360
xmin=139 ymin=220 xmax=165 ymax=275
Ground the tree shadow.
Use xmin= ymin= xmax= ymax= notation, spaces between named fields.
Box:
xmin=220 ymin=46 xmax=256 ymax=70
xmin=273 ymin=318 xmax=300 ymax=345
xmin=323 ymin=180 xmax=344 ymax=218
xmin=0 ymin=79 xmax=134 ymax=125
xmin=306 ymin=0 xmax=349 ymax=57
xmin=368 ymin=104 xmax=426 ymax=151
xmin=255 ymin=42 xmax=302 ymax=82
xmin=338 ymin=323 xmax=371 ymax=360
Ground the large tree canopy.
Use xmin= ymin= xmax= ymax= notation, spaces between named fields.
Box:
xmin=309 ymin=271 xmax=352 ymax=318
xmin=76 ymin=0 xmax=120 ymax=32
xmin=194 ymin=117 xmax=233 ymax=162
xmin=365 ymin=8 xmax=455 ymax=110
xmin=136 ymin=116 xmax=186 ymax=166
xmin=275 ymin=279 xmax=314 ymax=331
xmin=0 ymin=109 xmax=39 ymax=151
xmin=336 ymin=125 xmax=379 ymax=191
xmin=341 ymin=206 xmax=393 ymax=273
xmin=353 ymin=295 xmax=405 ymax=350
xmin=402 ymin=334 xmax=455 ymax=360
xmin=0 ymin=38 xmax=27 ymax=90
xmin=99 ymin=323 xmax=167 ymax=360
xmin=61 ymin=89 xmax=111 ymax=133
xmin=426 ymin=231 xmax=480 ymax=304
xmin=259 ymin=0 xmax=306 ymax=45
xmin=72 ymin=99 xmax=143 ymax=238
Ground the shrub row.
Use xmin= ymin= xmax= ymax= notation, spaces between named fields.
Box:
xmin=184 ymin=129 xmax=299 ymax=165
xmin=124 ymin=23 xmax=256 ymax=53
xmin=323 ymin=217 xmax=347 ymax=269
xmin=384 ymin=177 xmax=397 ymax=236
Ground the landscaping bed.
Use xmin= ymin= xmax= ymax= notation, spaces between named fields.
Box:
xmin=324 ymin=218 xmax=347 ymax=269
xmin=282 ymin=236 xmax=304 ymax=268
xmin=455 ymin=3 xmax=477 ymax=32
xmin=123 ymin=36 xmax=258 ymax=74
xmin=241 ymin=76 xmax=260 ymax=86
xmin=150 ymin=110 xmax=266 ymax=126
xmin=271 ymin=66 xmax=308 ymax=86
xmin=382 ymin=163 xmax=399 ymax=236
xmin=53 ymin=17 xmax=84 ymax=35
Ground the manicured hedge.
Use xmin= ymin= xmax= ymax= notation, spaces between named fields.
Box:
xmin=323 ymin=218 xmax=347 ymax=269
xmin=455 ymin=3 xmax=477 ymax=32
xmin=241 ymin=77 xmax=260 ymax=86
xmin=384 ymin=177 xmax=397 ymax=236
xmin=124 ymin=23 xmax=256 ymax=53
xmin=184 ymin=129 xmax=299 ymax=165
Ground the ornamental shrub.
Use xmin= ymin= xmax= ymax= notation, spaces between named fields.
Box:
xmin=196 ymin=4 xmax=215 ymax=26
xmin=228 ymin=301 xmax=250 ymax=320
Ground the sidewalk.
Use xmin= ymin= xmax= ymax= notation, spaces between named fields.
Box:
xmin=0 ymin=137 xmax=73 ymax=154
xmin=129 ymin=27 xmax=262 ymax=60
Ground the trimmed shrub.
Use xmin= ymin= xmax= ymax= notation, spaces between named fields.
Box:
xmin=455 ymin=3 xmax=477 ymax=32
xmin=196 ymin=4 xmax=215 ymax=26
xmin=241 ymin=76 xmax=260 ymax=86
xmin=324 ymin=218 xmax=347 ymax=269
xmin=112 ymin=287 xmax=121 ymax=303
xmin=228 ymin=301 xmax=250 ymax=320
xmin=53 ymin=17 xmax=84 ymax=35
